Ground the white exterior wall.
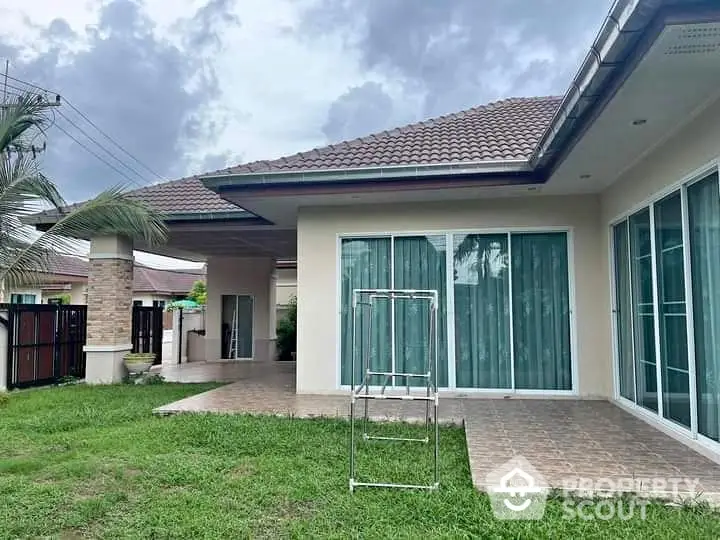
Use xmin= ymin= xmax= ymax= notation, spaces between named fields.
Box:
xmin=601 ymin=96 xmax=720 ymax=224
xmin=205 ymin=257 xmax=275 ymax=362
xmin=297 ymin=195 xmax=610 ymax=396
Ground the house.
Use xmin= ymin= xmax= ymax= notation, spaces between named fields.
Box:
xmin=24 ymin=0 xmax=720 ymax=459
xmin=1 ymin=253 xmax=205 ymax=308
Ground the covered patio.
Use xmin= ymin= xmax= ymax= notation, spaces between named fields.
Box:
xmin=154 ymin=360 xmax=720 ymax=501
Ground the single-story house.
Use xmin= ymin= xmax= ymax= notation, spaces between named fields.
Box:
xmin=1 ymin=253 xmax=205 ymax=308
xmin=25 ymin=0 xmax=720 ymax=459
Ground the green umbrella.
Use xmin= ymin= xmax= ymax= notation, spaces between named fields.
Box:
xmin=167 ymin=299 xmax=200 ymax=310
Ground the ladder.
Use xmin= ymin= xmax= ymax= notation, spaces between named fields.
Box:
xmin=228 ymin=304 xmax=238 ymax=359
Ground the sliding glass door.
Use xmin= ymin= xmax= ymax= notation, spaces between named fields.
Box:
xmin=654 ymin=193 xmax=690 ymax=427
xmin=511 ymin=233 xmax=572 ymax=390
xmin=453 ymin=234 xmax=511 ymax=389
xmin=394 ymin=236 xmax=448 ymax=387
xmin=613 ymin=221 xmax=635 ymax=401
xmin=629 ymin=209 xmax=658 ymax=412
xmin=340 ymin=238 xmax=391 ymax=386
xmin=612 ymin=169 xmax=720 ymax=445
xmin=341 ymin=231 xmax=573 ymax=392
xmin=688 ymin=173 xmax=720 ymax=441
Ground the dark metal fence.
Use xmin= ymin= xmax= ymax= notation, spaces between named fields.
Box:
xmin=131 ymin=305 xmax=163 ymax=365
xmin=1 ymin=303 xmax=87 ymax=389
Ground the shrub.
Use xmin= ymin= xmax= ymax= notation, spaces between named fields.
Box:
xmin=276 ymin=296 xmax=296 ymax=361
xmin=0 ymin=393 xmax=8 ymax=408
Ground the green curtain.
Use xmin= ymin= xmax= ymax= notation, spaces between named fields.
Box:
xmin=654 ymin=192 xmax=690 ymax=428
xmin=453 ymin=234 xmax=511 ymax=388
xmin=629 ymin=208 xmax=658 ymax=413
xmin=688 ymin=172 xmax=720 ymax=441
xmin=393 ymin=236 xmax=448 ymax=387
xmin=340 ymin=238 xmax=391 ymax=386
xmin=511 ymin=233 xmax=571 ymax=390
xmin=613 ymin=221 xmax=635 ymax=401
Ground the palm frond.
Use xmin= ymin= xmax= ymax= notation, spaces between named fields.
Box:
xmin=0 ymin=92 xmax=169 ymax=291
xmin=0 ymin=94 xmax=49 ymax=154
xmin=1 ymin=186 xmax=168 ymax=288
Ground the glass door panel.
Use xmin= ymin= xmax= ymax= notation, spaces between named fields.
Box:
xmin=629 ymin=208 xmax=658 ymax=412
xmin=688 ymin=172 xmax=720 ymax=441
xmin=510 ymin=232 xmax=571 ymax=390
xmin=655 ymin=193 xmax=690 ymax=427
xmin=453 ymin=234 xmax=511 ymax=388
xmin=394 ymin=236 xmax=448 ymax=387
xmin=613 ymin=221 xmax=635 ymax=401
xmin=340 ymin=238 xmax=392 ymax=386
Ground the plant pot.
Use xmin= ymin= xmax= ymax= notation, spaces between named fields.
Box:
xmin=124 ymin=360 xmax=153 ymax=374
xmin=123 ymin=354 xmax=156 ymax=375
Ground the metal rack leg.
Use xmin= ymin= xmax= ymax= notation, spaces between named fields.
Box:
xmin=350 ymin=395 xmax=356 ymax=493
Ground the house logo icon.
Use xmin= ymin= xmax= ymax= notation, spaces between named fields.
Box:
xmin=486 ymin=456 xmax=548 ymax=520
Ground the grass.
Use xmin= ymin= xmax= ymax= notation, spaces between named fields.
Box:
xmin=0 ymin=384 xmax=718 ymax=538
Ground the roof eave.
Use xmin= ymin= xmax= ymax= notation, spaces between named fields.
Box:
xmin=200 ymin=159 xmax=533 ymax=191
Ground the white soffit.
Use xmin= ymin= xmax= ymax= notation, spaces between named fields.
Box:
xmin=546 ymin=21 xmax=720 ymax=194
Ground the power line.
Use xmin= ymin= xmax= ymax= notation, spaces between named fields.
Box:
xmin=55 ymin=108 xmax=151 ymax=186
xmin=53 ymin=121 xmax=145 ymax=189
xmin=63 ymin=98 xmax=166 ymax=182
xmin=4 ymin=73 xmax=165 ymax=185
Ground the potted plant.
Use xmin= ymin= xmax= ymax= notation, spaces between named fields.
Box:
xmin=123 ymin=352 xmax=156 ymax=374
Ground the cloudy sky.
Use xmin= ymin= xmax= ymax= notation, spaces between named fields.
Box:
xmin=0 ymin=0 xmax=610 ymax=265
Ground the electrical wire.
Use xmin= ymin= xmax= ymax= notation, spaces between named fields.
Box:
xmin=3 ymin=74 xmax=163 ymax=187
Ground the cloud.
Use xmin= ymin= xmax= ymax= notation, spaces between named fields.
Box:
xmin=1 ymin=0 xmax=239 ymax=201
xmin=322 ymin=81 xmax=395 ymax=142
xmin=305 ymin=0 xmax=610 ymax=140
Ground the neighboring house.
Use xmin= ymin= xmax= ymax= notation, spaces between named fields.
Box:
xmin=25 ymin=2 xmax=720 ymax=459
xmin=2 ymin=254 xmax=205 ymax=308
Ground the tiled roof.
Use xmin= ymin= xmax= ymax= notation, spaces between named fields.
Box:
xmin=125 ymin=175 xmax=241 ymax=215
xmin=29 ymin=96 xmax=562 ymax=220
xmin=132 ymin=265 xmax=205 ymax=295
xmin=46 ymin=254 xmax=89 ymax=277
xmin=209 ymin=96 xmax=561 ymax=176
xmin=40 ymin=254 xmax=205 ymax=295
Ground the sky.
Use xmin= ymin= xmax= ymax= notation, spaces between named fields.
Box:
xmin=0 ymin=0 xmax=611 ymax=267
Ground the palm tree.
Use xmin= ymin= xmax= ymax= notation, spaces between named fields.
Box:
xmin=0 ymin=93 xmax=167 ymax=296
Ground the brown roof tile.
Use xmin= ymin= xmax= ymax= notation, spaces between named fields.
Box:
xmin=33 ymin=96 xmax=561 ymax=219
xmin=208 ymin=97 xmax=560 ymax=177
xmin=40 ymin=254 xmax=205 ymax=295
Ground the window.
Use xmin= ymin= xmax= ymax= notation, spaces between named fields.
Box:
xmin=153 ymin=300 xmax=166 ymax=310
xmin=133 ymin=300 xmax=143 ymax=307
xmin=612 ymin=170 xmax=720 ymax=443
xmin=341 ymin=231 xmax=573 ymax=391
xmin=10 ymin=293 xmax=36 ymax=304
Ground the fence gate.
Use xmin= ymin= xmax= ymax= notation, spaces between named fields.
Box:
xmin=2 ymin=304 xmax=87 ymax=390
xmin=131 ymin=305 xmax=163 ymax=365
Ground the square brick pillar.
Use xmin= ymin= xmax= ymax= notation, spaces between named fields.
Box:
xmin=83 ymin=235 xmax=134 ymax=383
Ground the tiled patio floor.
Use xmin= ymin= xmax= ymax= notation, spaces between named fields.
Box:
xmin=155 ymin=361 xmax=720 ymax=501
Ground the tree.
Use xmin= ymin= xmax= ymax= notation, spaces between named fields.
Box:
xmin=0 ymin=94 xmax=167 ymax=291
xmin=187 ymin=280 xmax=207 ymax=305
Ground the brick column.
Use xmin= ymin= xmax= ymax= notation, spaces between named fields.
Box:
xmin=84 ymin=235 xmax=134 ymax=383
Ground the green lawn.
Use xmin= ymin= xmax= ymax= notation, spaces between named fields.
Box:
xmin=0 ymin=384 xmax=718 ymax=539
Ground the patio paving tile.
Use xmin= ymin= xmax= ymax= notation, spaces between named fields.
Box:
xmin=154 ymin=361 xmax=720 ymax=502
